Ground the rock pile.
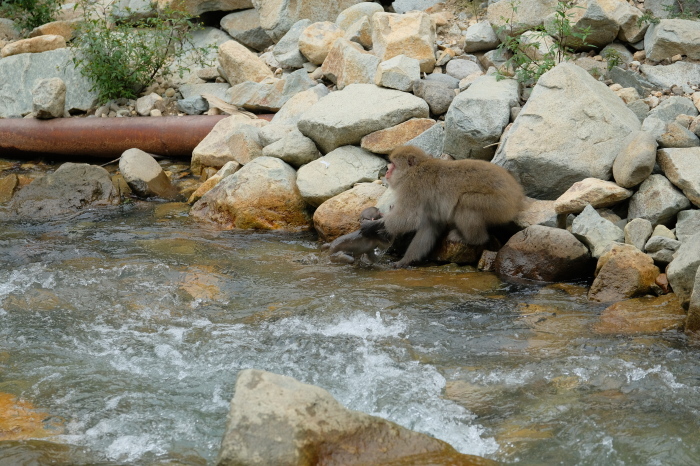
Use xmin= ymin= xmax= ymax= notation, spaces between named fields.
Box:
xmin=3 ymin=0 xmax=700 ymax=458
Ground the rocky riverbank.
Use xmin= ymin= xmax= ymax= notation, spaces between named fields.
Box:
xmin=1 ymin=0 xmax=700 ymax=462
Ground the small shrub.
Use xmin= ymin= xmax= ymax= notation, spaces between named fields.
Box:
xmin=71 ymin=0 xmax=214 ymax=103
xmin=495 ymin=1 xmax=591 ymax=85
xmin=601 ymin=48 xmax=623 ymax=71
xmin=0 ymin=0 xmax=62 ymax=31
xmin=665 ymin=0 xmax=700 ymax=19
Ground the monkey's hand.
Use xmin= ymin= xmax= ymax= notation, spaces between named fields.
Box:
xmin=360 ymin=218 xmax=392 ymax=244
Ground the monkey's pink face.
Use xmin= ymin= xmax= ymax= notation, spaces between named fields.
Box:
xmin=385 ymin=163 xmax=395 ymax=182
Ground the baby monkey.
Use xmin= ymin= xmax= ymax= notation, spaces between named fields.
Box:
xmin=323 ymin=207 xmax=391 ymax=264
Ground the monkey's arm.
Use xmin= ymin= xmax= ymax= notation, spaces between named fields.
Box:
xmin=359 ymin=218 xmax=392 ymax=245
xmin=395 ymin=220 xmax=443 ymax=267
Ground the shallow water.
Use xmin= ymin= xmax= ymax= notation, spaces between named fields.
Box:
xmin=1 ymin=202 xmax=700 ymax=465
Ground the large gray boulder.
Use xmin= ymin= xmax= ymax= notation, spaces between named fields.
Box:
xmin=0 ymin=48 xmax=97 ymax=118
xmin=251 ymin=0 xmax=364 ymax=42
xmin=686 ymin=267 xmax=700 ymax=334
xmin=612 ymin=130 xmax=657 ymax=188
xmin=627 ymin=174 xmax=691 ymax=226
xmin=270 ymin=83 xmax=329 ymax=126
xmin=218 ymin=40 xmax=274 ymax=87
xmin=297 ymin=83 xmax=429 ymax=153
xmin=444 ymin=75 xmax=519 ymax=160
xmin=226 ymin=69 xmax=317 ymax=112
xmin=156 ymin=0 xmax=251 ymax=17
xmin=170 ymin=27 xmax=233 ymax=85
xmin=220 ymin=8 xmax=274 ymax=52
xmin=32 ymin=77 xmax=66 ymax=119
xmin=119 ymin=148 xmax=177 ymax=199
xmin=321 ymin=37 xmax=381 ymax=90
xmin=657 ymin=147 xmax=700 ymax=207
xmin=571 ymin=204 xmax=625 ymax=259
xmin=639 ymin=62 xmax=700 ymax=92
xmin=667 ymin=232 xmax=700 ymax=309
xmin=543 ymin=0 xmax=619 ymax=49
xmin=217 ymin=369 xmax=494 ymax=466
xmin=371 ymin=11 xmax=437 ymax=73
xmin=262 ymin=129 xmax=321 ymax=168
xmin=648 ymin=96 xmax=698 ymax=123
xmin=272 ymin=19 xmax=312 ymax=69
xmin=9 ymin=163 xmax=118 ymax=219
xmin=190 ymin=157 xmax=311 ymax=231
xmin=676 ymin=210 xmax=700 ymax=243
xmin=296 ymin=145 xmax=386 ymax=206
xmin=463 ymin=20 xmax=500 ymax=53
xmin=645 ymin=19 xmax=700 ymax=61
xmin=625 ymin=217 xmax=653 ymax=251
xmin=190 ymin=115 xmax=268 ymax=175
xmin=487 ymin=0 xmax=558 ymax=39
xmin=492 ymin=63 xmax=641 ymax=199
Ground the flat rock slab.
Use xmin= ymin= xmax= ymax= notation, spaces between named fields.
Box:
xmin=594 ymin=294 xmax=685 ymax=335
xmin=0 ymin=48 xmax=97 ymax=118
xmin=298 ymin=83 xmax=429 ymax=153
xmin=493 ymin=63 xmax=640 ymax=199
xmin=217 ymin=369 xmax=497 ymax=466
xmin=658 ymin=147 xmax=700 ymax=207
xmin=9 ymin=162 xmax=117 ymax=219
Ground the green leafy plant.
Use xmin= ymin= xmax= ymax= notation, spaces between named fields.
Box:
xmin=601 ymin=47 xmax=622 ymax=71
xmin=637 ymin=10 xmax=660 ymax=26
xmin=495 ymin=1 xmax=591 ymax=85
xmin=455 ymin=0 xmax=484 ymax=21
xmin=71 ymin=0 xmax=213 ymax=103
xmin=0 ymin=0 xmax=62 ymax=31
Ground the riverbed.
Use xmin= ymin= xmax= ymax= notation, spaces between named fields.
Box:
xmin=1 ymin=201 xmax=699 ymax=465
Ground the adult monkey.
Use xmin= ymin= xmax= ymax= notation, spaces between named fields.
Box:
xmin=362 ymin=145 xmax=524 ymax=267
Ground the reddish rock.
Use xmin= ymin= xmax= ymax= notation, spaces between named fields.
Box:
xmin=494 ymin=225 xmax=592 ymax=282
xmin=588 ymin=243 xmax=660 ymax=303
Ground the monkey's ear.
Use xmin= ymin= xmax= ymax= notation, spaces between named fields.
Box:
xmin=407 ymin=154 xmax=419 ymax=166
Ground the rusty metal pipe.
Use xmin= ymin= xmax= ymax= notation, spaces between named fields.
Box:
xmin=0 ymin=115 xmax=232 ymax=159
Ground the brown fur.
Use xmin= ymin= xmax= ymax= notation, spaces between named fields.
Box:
xmin=370 ymin=145 xmax=524 ymax=267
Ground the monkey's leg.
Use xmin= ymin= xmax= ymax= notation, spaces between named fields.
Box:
xmin=454 ymin=210 xmax=489 ymax=245
xmin=396 ymin=223 xmax=441 ymax=267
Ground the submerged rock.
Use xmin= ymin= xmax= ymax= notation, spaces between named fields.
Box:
xmin=9 ymin=163 xmax=118 ymax=219
xmin=594 ymin=294 xmax=685 ymax=335
xmin=217 ymin=369 xmax=496 ymax=466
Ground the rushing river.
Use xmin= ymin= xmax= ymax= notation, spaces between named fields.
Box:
xmin=1 ymin=201 xmax=700 ymax=465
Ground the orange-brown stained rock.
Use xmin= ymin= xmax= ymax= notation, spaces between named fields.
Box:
xmin=594 ymin=294 xmax=685 ymax=335
xmin=432 ymin=238 xmax=485 ymax=265
xmin=0 ymin=393 xmax=62 ymax=441
xmin=218 ymin=369 xmax=496 ymax=466
xmin=655 ymin=273 xmax=671 ymax=294
xmin=0 ymin=173 xmax=18 ymax=204
xmin=588 ymin=243 xmax=659 ymax=303
xmin=190 ymin=157 xmax=312 ymax=231
xmin=313 ymin=182 xmax=386 ymax=242
xmin=360 ymin=118 xmax=436 ymax=154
